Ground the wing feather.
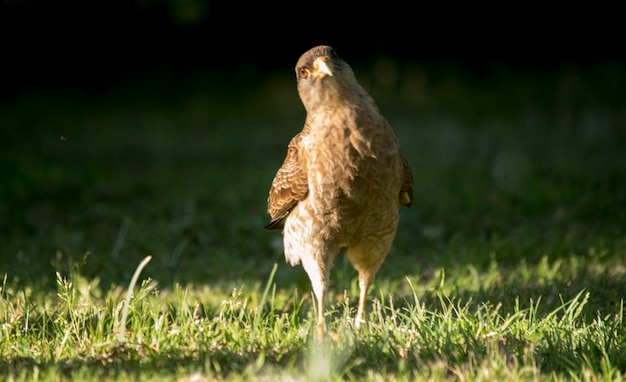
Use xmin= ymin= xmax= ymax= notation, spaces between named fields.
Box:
xmin=265 ymin=133 xmax=309 ymax=230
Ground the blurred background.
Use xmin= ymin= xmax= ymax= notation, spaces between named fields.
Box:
xmin=1 ymin=1 xmax=625 ymax=289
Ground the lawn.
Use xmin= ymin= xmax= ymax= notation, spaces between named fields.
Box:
xmin=1 ymin=60 xmax=625 ymax=381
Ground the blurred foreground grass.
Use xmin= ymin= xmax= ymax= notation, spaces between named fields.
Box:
xmin=1 ymin=60 xmax=625 ymax=380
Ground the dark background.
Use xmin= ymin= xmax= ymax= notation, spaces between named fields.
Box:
xmin=2 ymin=0 xmax=624 ymax=96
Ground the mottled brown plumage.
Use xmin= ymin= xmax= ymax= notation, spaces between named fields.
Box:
xmin=265 ymin=45 xmax=414 ymax=339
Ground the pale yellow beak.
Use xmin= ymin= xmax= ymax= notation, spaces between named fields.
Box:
xmin=312 ymin=57 xmax=333 ymax=80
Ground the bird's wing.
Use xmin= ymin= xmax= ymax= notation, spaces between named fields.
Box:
xmin=399 ymin=154 xmax=415 ymax=207
xmin=265 ymin=133 xmax=309 ymax=230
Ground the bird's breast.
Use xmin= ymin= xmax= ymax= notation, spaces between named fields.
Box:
xmin=301 ymin=114 xmax=402 ymax=238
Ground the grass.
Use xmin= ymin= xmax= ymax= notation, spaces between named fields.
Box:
xmin=1 ymin=60 xmax=625 ymax=381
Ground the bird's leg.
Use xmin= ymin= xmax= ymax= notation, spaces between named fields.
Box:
xmin=354 ymin=275 xmax=371 ymax=329
xmin=300 ymin=254 xmax=329 ymax=341
xmin=314 ymin=289 xmax=325 ymax=341
xmin=348 ymin=245 xmax=388 ymax=330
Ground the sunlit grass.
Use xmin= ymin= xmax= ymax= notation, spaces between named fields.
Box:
xmin=2 ymin=253 xmax=625 ymax=380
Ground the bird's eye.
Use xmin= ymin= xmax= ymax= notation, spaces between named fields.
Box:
xmin=298 ymin=67 xmax=310 ymax=78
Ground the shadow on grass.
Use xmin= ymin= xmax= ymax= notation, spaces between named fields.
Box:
xmin=1 ymin=343 xmax=273 ymax=380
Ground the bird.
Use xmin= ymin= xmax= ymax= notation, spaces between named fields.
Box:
xmin=264 ymin=45 xmax=414 ymax=340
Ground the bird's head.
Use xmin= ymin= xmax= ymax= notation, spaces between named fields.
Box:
xmin=294 ymin=45 xmax=361 ymax=111
xmin=295 ymin=45 xmax=339 ymax=82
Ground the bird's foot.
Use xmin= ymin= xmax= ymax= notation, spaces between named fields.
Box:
xmin=354 ymin=316 xmax=366 ymax=329
xmin=315 ymin=322 xmax=325 ymax=342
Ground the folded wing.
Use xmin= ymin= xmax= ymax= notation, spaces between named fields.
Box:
xmin=265 ymin=133 xmax=309 ymax=230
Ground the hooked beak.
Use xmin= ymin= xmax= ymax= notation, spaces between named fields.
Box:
xmin=312 ymin=56 xmax=333 ymax=80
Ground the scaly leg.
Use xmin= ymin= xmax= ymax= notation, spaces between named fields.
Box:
xmin=314 ymin=289 xmax=325 ymax=341
xmin=355 ymin=274 xmax=372 ymax=328
xmin=348 ymin=243 xmax=389 ymax=330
